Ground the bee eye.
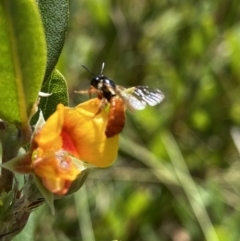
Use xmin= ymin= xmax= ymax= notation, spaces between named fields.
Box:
xmin=91 ymin=77 xmax=99 ymax=88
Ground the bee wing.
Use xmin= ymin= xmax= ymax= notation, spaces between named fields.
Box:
xmin=116 ymin=86 xmax=147 ymax=111
xmin=116 ymin=85 xmax=164 ymax=111
xmin=132 ymin=86 xmax=165 ymax=106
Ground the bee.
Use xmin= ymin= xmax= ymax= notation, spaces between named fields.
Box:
xmin=75 ymin=63 xmax=164 ymax=137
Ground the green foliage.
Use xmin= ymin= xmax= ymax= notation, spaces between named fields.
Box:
xmin=0 ymin=190 xmax=14 ymax=220
xmin=34 ymin=176 xmax=54 ymax=215
xmin=39 ymin=69 xmax=69 ymax=120
xmin=2 ymin=0 xmax=240 ymax=240
xmin=33 ymin=0 xmax=240 ymax=241
xmin=0 ymin=0 xmax=70 ymax=239
xmin=37 ymin=0 xmax=69 ymax=82
xmin=12 ymin=206 xmax=44 ymax=241
xmin=32 ymin=0 xmax=70 ymax=122
xmin=0 ymin=0 xmax=69 ymax=128
xmin=66 ymin=169 xmax=90 ymax=196
xmin=0 ymin=0 xmax=46 ymax=127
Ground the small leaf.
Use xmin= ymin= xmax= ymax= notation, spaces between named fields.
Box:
xmin=40 ymin=69 xmax=69 ymax=120
xmin=34 ymin=175 xmax=55 ymax=214
xmin=37 ymin=0 xmax=69 ymax=82
xmin=0 ymin=0 xmax=46 ymax=129
xmin=65 ymin=169 xmax=91 ymax=196
xmin=0 ymin=190 xmax=14 ymax=219
xmin=1 ymin=153 xmax=32 ymax=174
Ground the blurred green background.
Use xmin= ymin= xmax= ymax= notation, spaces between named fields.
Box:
xmin=35 ymin=0 xmax=240 ymax=240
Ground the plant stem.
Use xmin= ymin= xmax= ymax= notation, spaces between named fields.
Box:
xmin=0 ymin=123 xmax=20 ymax=192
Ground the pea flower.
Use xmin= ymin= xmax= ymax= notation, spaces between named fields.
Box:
xmin=4 ymin=98 xmax=119 ymax=195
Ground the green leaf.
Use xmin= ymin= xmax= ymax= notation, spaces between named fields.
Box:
xmin=65 ymin=169 xmax=90 ymax=196
xmin=37 ymin=0 xmax=69 ymax=82
xmin=34 ymin=176 xmax=55 ymax=214
xmin=0 ymin=0 xmax=46 ymax=128
xmin=0 ymin=190 xmax=14 ymax=220
xmin=40 ymin=69 xmax=69 ymax=120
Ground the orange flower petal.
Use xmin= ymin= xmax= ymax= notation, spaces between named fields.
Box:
xmin=32 ymin=148 xmax=80 ymax=195
xmin=42 ymin=178 xmax=72 ymax=195
xmin=62 ymin=98 xmax=119 ymax=167
xmin=34 ymin=105 xmax=64 ymax=152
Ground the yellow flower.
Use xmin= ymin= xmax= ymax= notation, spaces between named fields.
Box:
xmin=31 ymin=98 xmax=119 ymax=195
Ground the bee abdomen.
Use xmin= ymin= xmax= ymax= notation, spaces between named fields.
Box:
xmin=105 ymin=97 xmax=125 ymax=138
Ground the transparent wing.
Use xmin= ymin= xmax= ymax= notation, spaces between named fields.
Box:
xmin=116 ymin=85 xmax=164 ymax=111
xmin=117 ymin=90 xmax=147 ymax=111
xmin=132 ymin=86 xmax=165 ymax=106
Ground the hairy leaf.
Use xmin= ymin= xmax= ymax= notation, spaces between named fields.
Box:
xmin=37 ymin=0 xmax=69 ymax=82
xmin=40 ymin=69 xmax=69 ymax=120
xmin=0 ymin=0 xmax=46 ymax=129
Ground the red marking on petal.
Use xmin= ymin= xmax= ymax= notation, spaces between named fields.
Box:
xmin=61 ymin=128 xmax=79 ymax=157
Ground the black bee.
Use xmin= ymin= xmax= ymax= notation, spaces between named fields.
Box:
xmin=76 ymin=63 xmax=164 ymax=137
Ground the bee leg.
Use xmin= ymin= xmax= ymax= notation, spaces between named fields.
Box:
xmin=88 ymin=86 xmax=99 ymax=99
xmin=74 ymin=90 xmax=89 ymax=94
xmin=75 ymin=86 xmax=98 ymax=99
xmin=92 ymin=98 xmax=108 ymax=118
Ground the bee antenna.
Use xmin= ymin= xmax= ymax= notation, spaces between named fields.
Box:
xmin=81 ymin=64 xmax=96 ymax=76
xmin=100 ymin=62 xmax=105 ymax=75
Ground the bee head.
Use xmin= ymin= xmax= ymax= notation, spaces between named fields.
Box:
xmin=90 ymin=76 xmax=101 ymax=89
xmin=82 ymin=62 xmax=116 ymax=95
